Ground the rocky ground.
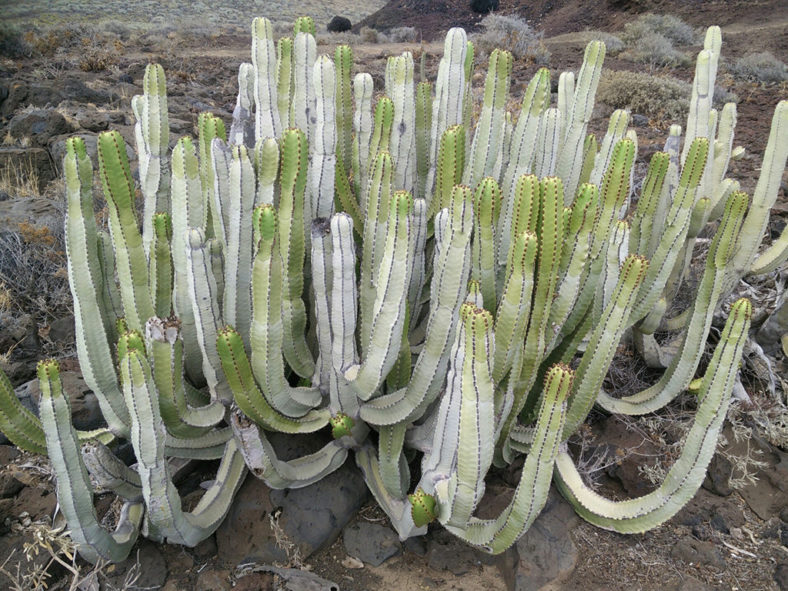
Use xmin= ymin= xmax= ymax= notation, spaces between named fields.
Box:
xmin=0 ymin=0 xmax=786 ymax=590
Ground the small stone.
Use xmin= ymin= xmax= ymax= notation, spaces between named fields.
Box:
xmin=343 ymin=521 xmax=401 ymax=566
xmin=780 ymin=506 xmax=788 ymax=523
xmin=631 ymin=114 xmax=649 ymax=127
xmin=169 ymin=117 xmax=193 ymax=135
xmin=189 ymin=99 xmax=213 ymax=113
xmin=670 ymin=538 xmax=726 ymax=569
xmin=342 ymin=555 xmax=364 ymax=569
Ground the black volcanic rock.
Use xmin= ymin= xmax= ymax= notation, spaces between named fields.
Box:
xmin=470 ymin=0 xmax=499 ymax=13
xmin=328 ymin=16 xmax=352 ymax=33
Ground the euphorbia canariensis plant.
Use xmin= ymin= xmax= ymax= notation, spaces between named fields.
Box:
xmin=0 ymin=17 xmax=784 ymax=562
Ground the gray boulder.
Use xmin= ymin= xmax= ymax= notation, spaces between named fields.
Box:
xmin=343 ymin=521 xmax=401 ymax=566
xmin=8 ymin=109 xmax=71 ymax=147
xmin=216 ymin=433 xmax=368 ymax=566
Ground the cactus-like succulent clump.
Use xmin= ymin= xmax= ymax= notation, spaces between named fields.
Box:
xmin=0 ymin=17 xmax=785 ymax=562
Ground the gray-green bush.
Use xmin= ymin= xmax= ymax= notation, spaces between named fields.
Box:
xmin=473 ymin=13 xmax=549 ymax=63
xmin=586 ymin=31 xmax=624 ymax=55
xmin=621 ymin=31 xmax=692 ymax=69
xmin=729 ymin=51 xmax=788 ymax=84
xmin=621 ymin=13 xmax=697 ymax=46
xmin=597 ymin=70 xmax=691 ymax=121
xmin=387 ymin=26 xmax=419 ymax=43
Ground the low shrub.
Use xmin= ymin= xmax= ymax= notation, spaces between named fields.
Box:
xmin=621 ymin=13 xmax=697 ymax=46
xmin=22 ymin=25 xmax=90 ymax=57
xmin=352 ymin=26 xmax=418 ymax=44
xmin=360 ymin=26 xmax=382 ymax=43
xmin=77 ymin=37 xmax=123 ymax=72
xmin=472 ymin=13 xmax=550 ymax=64
xmin=728 ymin=51 xmax=788 ymax=84
xmin=714 ymin=84 xmax=739 ymax=107
xmin=597 ymin=70 xmax=691 ymax=122
xmin=387 ymin=26 xmax=419 ymax=43
xmin=585 ymin=31 xmax=625 ymax=55
xmin=620 ymin=31 xmax=692 ymax=69
xmin=0 ymin=23 xmax=31 ymax=58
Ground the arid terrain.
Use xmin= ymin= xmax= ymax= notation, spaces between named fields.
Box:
xmin=0 ymin=1 xmax=786 ymax=590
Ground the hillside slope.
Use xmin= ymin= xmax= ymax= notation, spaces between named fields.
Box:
xmin=356 ymin=0 xmax=787 ymax=40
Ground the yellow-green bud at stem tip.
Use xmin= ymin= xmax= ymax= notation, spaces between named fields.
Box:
xmin=36 ymin=359 xmax=61 ymax=379
xmin=254 ymin=204 xmax=277 ymax=241
xmin=408 ymin=489 xmax=437 ymax=527
xmin=118 ymin=330 xmax=146 ymax=359
xmin=330 ymin=413 xmax=355 ymax=439
xmin=391 ymin=191 xmax=414 ymax=218
xmin=463 ymin=304 xmax=494 ymax=335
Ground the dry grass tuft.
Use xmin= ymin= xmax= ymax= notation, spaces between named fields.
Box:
xmin=0 ymin=159 xmax=41 ymax=199
xmin=0 ymin=223 xmax=72 ymax=339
